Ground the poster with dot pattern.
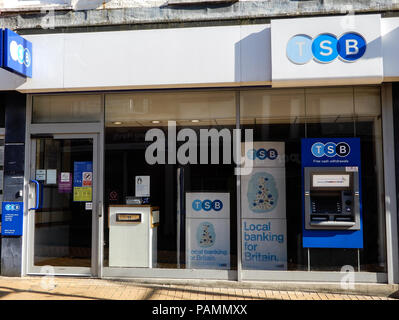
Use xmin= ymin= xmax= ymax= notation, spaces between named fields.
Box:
xmin=241 ymin=167 xmax=286 ymax=220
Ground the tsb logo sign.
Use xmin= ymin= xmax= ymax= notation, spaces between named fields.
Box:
xmin=287 ymin=33 xmax=366 ymax=64
xmin=192 ymin=199 xmax=223 ymax=212
xmin=247 ymin=148 xmax=278 ymax=160
xmin=311 ymin=142 xmax=350 ymax=158
xmin=5 ymin=204 xmax=21 ymax=211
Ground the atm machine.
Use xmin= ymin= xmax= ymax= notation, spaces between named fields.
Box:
xmin=109 ymin=205 xmax=159 ymax=268
xmin=301 ymin=138 xmax=363 ymax=249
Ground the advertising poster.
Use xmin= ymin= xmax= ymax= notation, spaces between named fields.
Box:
xmin=242 ymin=218 xmax=287 ymax=270
xmin=241 ymin=142 xmax=287 ymax=271
xmin=73 ymin=161 xmax=93 ymax=202
xmin=186 ymin=218 xmax=230 ymax=270
xmin=185 ymin=192 xmax=230 ymax=269
xmin=241 ymin=167 xmax=286 ymax=220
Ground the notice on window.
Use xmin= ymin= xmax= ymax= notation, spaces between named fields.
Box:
xmin=73 ymin=187 xmax=92 ymax=202
xmin=36 ymin=169 xmax=46 ymax=181
xmin=59 ymin=172 xmax=72 ymax=193
xmin=135 ymin=176 xmax=150 ymax=197
xmin=73 ymin=161 xmax=93 ymax=202
xmin=46 ymin=169 xmax=57 ymax=185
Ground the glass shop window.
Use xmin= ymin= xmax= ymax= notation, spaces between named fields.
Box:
xmin=32 ymin=94 xmax=102 ymax=123
xmin=104 ymin=91 xmax=237 ymax=270
xmin=240 ymin=86 xmax=386 ymax=273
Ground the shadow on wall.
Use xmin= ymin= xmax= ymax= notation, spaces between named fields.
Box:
xmin=234 ymin=26 xmax=271 ymax=84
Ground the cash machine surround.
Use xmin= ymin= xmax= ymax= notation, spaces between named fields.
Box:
xmin=304 ymin=167 xmax=361 ymax=230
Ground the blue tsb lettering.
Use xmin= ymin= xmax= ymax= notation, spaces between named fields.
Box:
xmin=287 ymin=32 xmax=366 ymax=64
xmin=247 ymin=148 xmax=278 ymax=160
xmin=192 ymin=199 xmax=223 ymax=212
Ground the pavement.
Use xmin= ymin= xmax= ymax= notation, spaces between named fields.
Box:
xmin=0 ymin=276 xmax=396 ymax=300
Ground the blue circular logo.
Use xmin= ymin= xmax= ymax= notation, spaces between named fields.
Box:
xmin=312 ymin=34 xmax=338 ymax=63
xmin=201 ymin=199 xmax=213 ymax=211
xmin=192 ymin=199 xmax=202 ymax=211
xmin=212 ymin=200 xmax=223 ymax=211
xmin=337 ymin=33 xmax=366 ymax=62
xmin=267 ymin=148 xmax=278 ymax=160
xmin=17 ymin=45 xmax=24 ymax=64
xmin=324 ymin=142 xmax=337 ymax=157
xmin=311 ymin=142 xmax=325 ymax=157
xmin=247 ymin=149 xmax=256 ymax=160
xmin=286 ymin=34 xmax=313 ymax=64
xmin=256 ymin=148 xmax=267 ymax=160
xmin=24 ymin=48 xmax=31 ymax=67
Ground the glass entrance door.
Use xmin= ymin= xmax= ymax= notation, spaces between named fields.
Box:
xmin=27 ymin=134 xmax=99 ymax=275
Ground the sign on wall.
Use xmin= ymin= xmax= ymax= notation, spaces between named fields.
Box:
xmin=185 ymin=192 xmax=230 ymax=269
xmin=3 ymin=28 xmax=32 ymax=78
xmin=1 ymin=202 xmax=24 ymax=236
xmin=271 ymin=14 xmax=382 ymax=87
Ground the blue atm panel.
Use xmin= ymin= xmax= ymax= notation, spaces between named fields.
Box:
xmin=301 ymin=138 xmax=363 ymax=249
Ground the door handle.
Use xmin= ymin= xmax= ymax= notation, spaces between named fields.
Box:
xmin=29 ymin=179 xmax=41 ymax=210
xmin=98 ymin=201 xmax=103 ymax=218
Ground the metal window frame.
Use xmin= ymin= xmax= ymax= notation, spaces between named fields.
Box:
xmin=20 ymin=86 xmax=396 ymax=284
xmin=22 ymin=93 xmax=105 ymax=277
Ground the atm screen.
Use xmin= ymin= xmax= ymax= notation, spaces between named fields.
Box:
xmin=311 ymin=195 xmax=341 ymax=214
xmin=312 ymin=174 xmax=350 ymax=188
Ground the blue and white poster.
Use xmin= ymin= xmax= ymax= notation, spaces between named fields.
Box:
xmin=185 ymin=192 xmax=230 ymax=269
xmin=241 ymin=142 xmax=287 ymax=270
xmin=1 ymin=202 xmax=24 ymax=236
xmin=186 ymin=218 xmax=230 ymax=270
xmin=3 ymin=28 xmax=32 ymax=78
xmin=242 ymin=218 xmax=287 ymax=270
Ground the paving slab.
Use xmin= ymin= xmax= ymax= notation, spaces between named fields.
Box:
xmin=0 ymin=276 xmax=395 ymax=300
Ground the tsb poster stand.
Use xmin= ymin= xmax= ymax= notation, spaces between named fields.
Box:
xmin=241 ymin=142 xmax=287 ymax=270
xmin=185 ymin=193 xmax=230 ymax=269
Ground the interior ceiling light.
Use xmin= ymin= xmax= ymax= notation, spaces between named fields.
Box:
xmin=191 ymin=119 xmax=200 ymax=123
xmin=113 ymin=121 xmax=123 ymax=125
xmin=152 ymin=120 xmax=161 ymax=124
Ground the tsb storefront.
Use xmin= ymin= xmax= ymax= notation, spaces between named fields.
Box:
xmin=1 ymin=13 xmax=398 ymax=284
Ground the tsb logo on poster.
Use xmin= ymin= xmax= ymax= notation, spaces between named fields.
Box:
xmin=247 ymin=148 xmax=278 ymax=160
xmin=192 ymin=199 xmax=223 ymax=212
xmin=287 ymin=33 xmax=366 ymax=64
xmin=311 ymin=142 xmax=351 ymax=158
